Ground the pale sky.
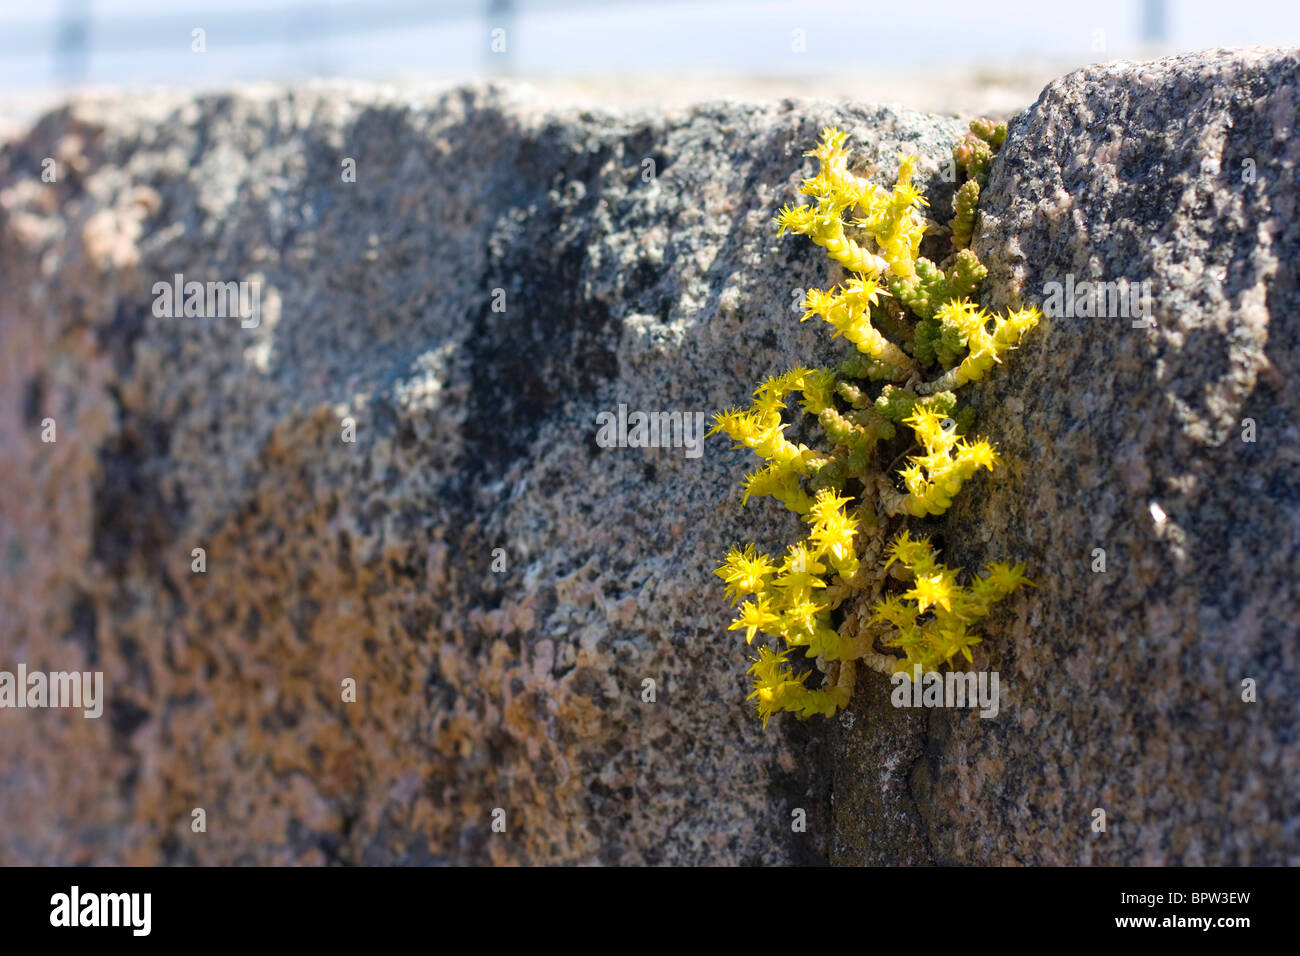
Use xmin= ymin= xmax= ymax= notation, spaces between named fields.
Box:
xmin=0 ymin=0 xmax=1296 ymax=93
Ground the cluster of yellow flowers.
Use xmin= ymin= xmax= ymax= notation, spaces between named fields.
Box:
xmin=713 ymin=121 xmax=1038 ymax=727
xmin=872 ymin=531 xmax=1030 ymax=673
xmin=715 ymin=490 xmax=870 ymax=727
xmin=776 ymin=129 xmax=927 ymax=281
xmin=892 ymin=405 xmax=999 ymax=517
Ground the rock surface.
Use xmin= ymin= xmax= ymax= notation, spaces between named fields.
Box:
xmin=885 ymin=45 xmax=1299 ymax=866
xmin=0 ymin=48 xmax=1296 ymax=865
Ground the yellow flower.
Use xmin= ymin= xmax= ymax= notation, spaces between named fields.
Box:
xmin=714 ymin=543 xmax=777 ymax=605
xmin=871 ymin=594 xmax=917 ymax=629
xmin=774 ymin=203 xmax=816 ymax=236
xmin=905 ymin=567 xmax=960 ymax=614
xmin=984 ymin=561 xmax=1033 ymax=594
xmin=729 ymin=596 xmax=783 ymax=644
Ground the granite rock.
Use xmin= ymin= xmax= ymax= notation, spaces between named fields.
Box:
xmin=1 ymin=48 xmax=1296 ymax=866
xmin=0 ymin=81 xmax=966 ymax=864
xmin=833 ymin=47 xmax=1299 ymax=865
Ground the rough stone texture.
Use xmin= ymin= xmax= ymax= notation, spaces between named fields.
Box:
xmin=0 ymin=81 xmax=967 ymax=864
xmin=833 ymin=46 xmax=1299 ymax=865
xmin=1 ymin=48 xmax=1297 ymax=866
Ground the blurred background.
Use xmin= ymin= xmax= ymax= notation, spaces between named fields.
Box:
xmin=2 ymin=0 xmax=1300 ymax=128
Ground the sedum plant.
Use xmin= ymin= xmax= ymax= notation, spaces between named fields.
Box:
xmin=712 ymin=121 xmax=1038 ymax=728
